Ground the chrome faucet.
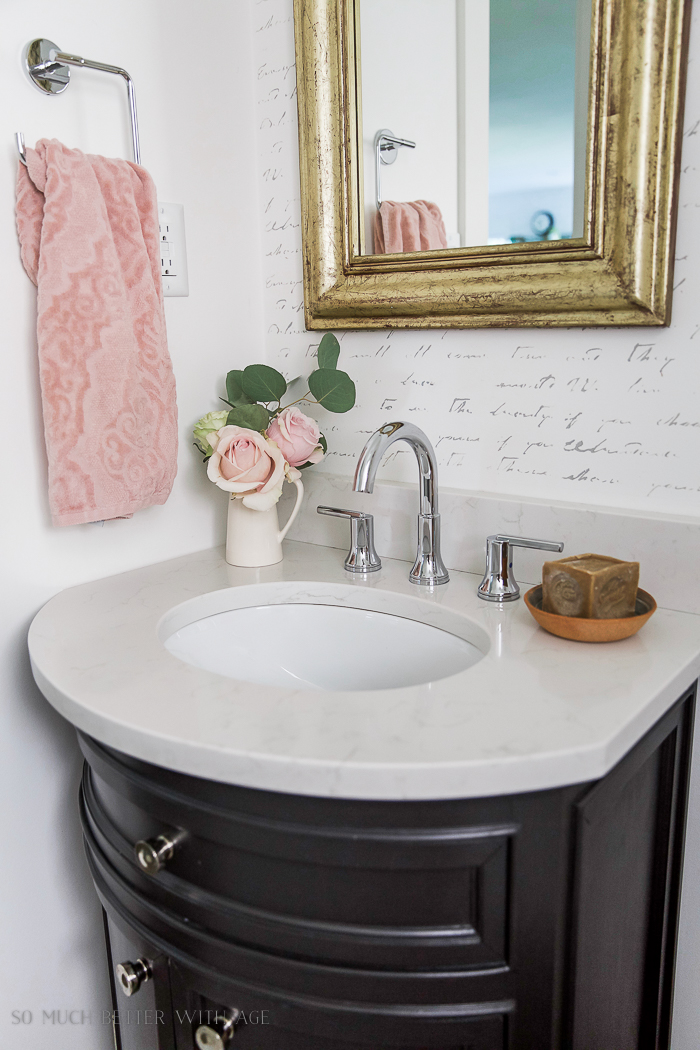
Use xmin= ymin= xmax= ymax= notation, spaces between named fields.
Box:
xmin=353 ymin=422 xmax=449 ymax=586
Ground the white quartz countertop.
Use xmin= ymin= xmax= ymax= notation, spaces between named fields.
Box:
xmin=28 ymin=541 xmax=700 ymax=800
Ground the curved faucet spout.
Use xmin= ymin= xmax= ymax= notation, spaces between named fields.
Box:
xmin=353 ymin=422 xmax=437 ymax=517
xmin=353 ymin=422 xmax=448 ymax=586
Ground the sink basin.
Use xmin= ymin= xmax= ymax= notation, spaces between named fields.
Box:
xmin=163 ymin=598 xmax=485 ymax=692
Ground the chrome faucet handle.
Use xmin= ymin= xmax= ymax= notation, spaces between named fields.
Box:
xmin=477 ymin=534 xmax=564 ymax=603
xmin=317 ymin=506 xmax=382 ymax=573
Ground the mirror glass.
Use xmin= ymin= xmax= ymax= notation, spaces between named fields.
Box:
xmin=358 ymin=0 xmax=592 ymax=254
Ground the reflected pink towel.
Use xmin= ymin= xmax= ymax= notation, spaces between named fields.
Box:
xmin=16 ymin=139 xmax=178 ymax=526
xmin=373 ymin=200 xmax=448 ymax=254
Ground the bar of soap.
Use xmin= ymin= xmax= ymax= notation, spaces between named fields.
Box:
xmin=542 ymin=554 xmax=640 ymax=619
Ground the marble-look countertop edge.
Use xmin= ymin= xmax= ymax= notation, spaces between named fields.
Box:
xmin=27 ymin=542 xmax=700 ymax=801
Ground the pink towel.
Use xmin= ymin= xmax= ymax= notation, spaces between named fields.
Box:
xmin=16 ymin=139 xmax=178 ymax=526
xmin=373 ymin=200 xmax=448 ymax=254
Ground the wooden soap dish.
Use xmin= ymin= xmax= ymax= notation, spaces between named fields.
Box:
xmin=523 ymin=586 xmax=657 ymax=642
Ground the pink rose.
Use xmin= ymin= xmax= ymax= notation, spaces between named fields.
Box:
xmin=266 ymin=408 xmax=324 ymax=467
xmin=207 ymin=426 xmax=288 ymax=510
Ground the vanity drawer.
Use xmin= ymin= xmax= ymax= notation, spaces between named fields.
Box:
xmin=81 ymin=735 xmax=525 ymax=971
xmin=84 ymin=763 xmax=514 ymax=971
xmin=165 ymin=960 xmax=510 ymax=1050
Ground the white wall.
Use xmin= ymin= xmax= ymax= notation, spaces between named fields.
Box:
xmin=0 ymin=1 xmax=264 ymax=1046
xmin=255 ymin=3 xmax=700 ymax=1045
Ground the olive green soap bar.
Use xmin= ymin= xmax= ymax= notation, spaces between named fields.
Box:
xmin=542 ymin=554 xmax=639 ymax=619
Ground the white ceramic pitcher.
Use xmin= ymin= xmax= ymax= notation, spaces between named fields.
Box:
xmin=225 ymin=478 xmax=304 ymax=567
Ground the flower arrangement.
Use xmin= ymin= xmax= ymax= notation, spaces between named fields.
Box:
xmin=193 ymin=334 xmax=356 ymax=511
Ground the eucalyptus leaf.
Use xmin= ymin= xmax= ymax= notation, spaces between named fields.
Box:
xmin=317 ymin=332 xmax=340 ymax=370
xmin=226 ymin=370 xmax=244 ymax=403
xmin=226 ymin=370 xmax=255 ymax=407
xmin=241 ymin=364 xmax=287 ymax=403
xmin=308 ymin=369 xmax=356 ymax=413
xmin=226 ymin=403 xmax=271 ymax=431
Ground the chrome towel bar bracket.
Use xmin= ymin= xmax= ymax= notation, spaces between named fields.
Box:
xmin=15 ymin=37 xmax=141 ymax=167
xmin=374 ymin=128 xmax=416 ymax=210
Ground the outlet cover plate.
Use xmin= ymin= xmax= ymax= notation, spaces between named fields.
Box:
xmin=158 ymin=202 xmax=189 ymax=297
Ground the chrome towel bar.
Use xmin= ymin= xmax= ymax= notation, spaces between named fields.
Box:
xmin=374 ymin=128 xmax=416 ymax=210
xmin=15 ymin=37 xmax=141 ymax=167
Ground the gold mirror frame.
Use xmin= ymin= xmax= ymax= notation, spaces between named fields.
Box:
xmin=294 ymin=0 xmax=691 ymax=330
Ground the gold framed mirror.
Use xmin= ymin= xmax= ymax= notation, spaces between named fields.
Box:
xmin=293 ymin=0 xmax=691 ymax=329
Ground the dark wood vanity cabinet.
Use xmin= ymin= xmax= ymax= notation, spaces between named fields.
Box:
xmin=81 ymin=686 xmax=695 ymax=1050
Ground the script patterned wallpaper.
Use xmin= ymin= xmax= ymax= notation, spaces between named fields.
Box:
xmin=254 ymin=0 xmax=700 ymax=517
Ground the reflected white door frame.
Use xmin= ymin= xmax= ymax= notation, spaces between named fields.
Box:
xmin=456 ymin=0 xmax=490 ymax=247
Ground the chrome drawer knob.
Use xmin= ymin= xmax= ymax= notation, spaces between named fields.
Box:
xmin=194 ymin=1009 xmax=241 ymax=1049
xmin=115 ymin=958 xmax=152 ymax=997
xmin=134 ymin=833 xmax=180 ymax=875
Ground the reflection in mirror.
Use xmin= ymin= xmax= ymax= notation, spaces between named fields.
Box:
xmin=358 ymin=0 xmax=591 ymax=254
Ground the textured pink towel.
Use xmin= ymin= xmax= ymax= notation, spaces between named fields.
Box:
xmin=373 ymin=200 xmax=448 ymax=254
xmin=16 ymin=139 xmax=178 ymax=526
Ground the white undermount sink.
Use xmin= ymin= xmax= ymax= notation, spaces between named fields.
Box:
xmin=161 ymin=584 xmax=487 ymax=692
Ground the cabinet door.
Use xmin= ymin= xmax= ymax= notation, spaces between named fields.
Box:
xmin=568 ymin=691 xmax=694 ymax=1050
xmin=167 ymin=960 xmax=506 ymax=1050
xmin=104 ymin=913 xmax=176 ymax=1050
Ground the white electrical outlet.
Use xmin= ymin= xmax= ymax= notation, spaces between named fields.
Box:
xmin=158 ymin=202 xmax=189 ymax=297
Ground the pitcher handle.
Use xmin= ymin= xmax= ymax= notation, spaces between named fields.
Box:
xmin=278 ymin=477 xmax=304 ymax=542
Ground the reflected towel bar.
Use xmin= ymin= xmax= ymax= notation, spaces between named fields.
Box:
xmin=374 ymin=128 xmax=416 ymax=210
xmin=15 ymin=37 xmax=141 ymax=167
